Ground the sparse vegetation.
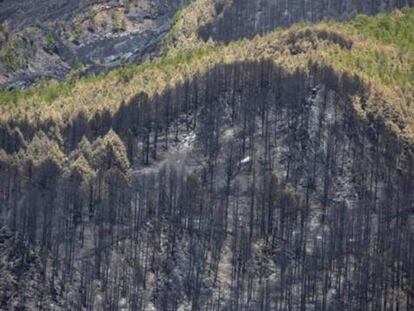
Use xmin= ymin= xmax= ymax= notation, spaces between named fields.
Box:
xmin=120 ymin=18 xmax=127 ymax=31
xmin=72 ymin=17 xmax=83 ymax=43
xmin=0 ymin=9 xmax=412 ymax=140
xmin=2 ymin=46 xmax=22 ymax=72
xmin=162 ymin=0 xmax=229 ymax=53
xmin=44 ymin=32 xmax=57 ymax=54
xmin=0 ymin=4 xmax=413 ymax=310
xmin=0 ymin=34 xmax=38 ymax=73
xmin=124 ymin=2 xmax=131 ymax=15
xmin=111 ymin=11 xmax=120 ymax=32
xmin=0 ymin=21 xmax=10 ymax=42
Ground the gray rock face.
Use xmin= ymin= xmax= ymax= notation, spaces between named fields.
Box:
xmin=0 ymin=0 xmax=96 ymax=30
xmin=0 ymin=0 xmax=184 ymax=88
xmin=199 ymin=0 xmax=414 ymax=42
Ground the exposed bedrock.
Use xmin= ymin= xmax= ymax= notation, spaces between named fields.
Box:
xmin=0 ymin=0 xmax=185 ymax=88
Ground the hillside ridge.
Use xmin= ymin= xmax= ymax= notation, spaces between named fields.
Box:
xmin=0 ymin=4 xmax=413 ymax=311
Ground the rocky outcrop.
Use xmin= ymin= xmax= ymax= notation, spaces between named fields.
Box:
xmin=0 ymin=0 xmax=185 ymax=88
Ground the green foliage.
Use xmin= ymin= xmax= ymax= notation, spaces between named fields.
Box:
xmin=25 ymin=131 xmax=64 ymax=164
xmin=2 ymin=46 xmax=22 ymax=72
xmin=112 ymin=12 xmax=120 ymax=31
xmin=1 ymin=21 xmax=9 ymax=34
xmin=1 ymin=21 xmax=9 ymax=42
xmin=44 ymin=32 xmax=57 ymax=54
xmin=32 ymin=78 xmax=73 ymax=103
xmin=0 ymin=90 xmax=19 ymax=107
xmin=162 ymin=4 xmax=187 ymax=51
xmin=92 ymin=129 xmax=130 ymax=172
xmin=345 ymin=7 xmax=414 ymax=51
xmin=329 ymin=43 xmax=414 ymax=86
xmin=65 ymin=60 xmax=86 ymax=84
xmin=72 ymin=19 xmax=83 ymax=42
xmin=329 ymin=7 xmax=414 ymax=86
xmin=68 ymin=154 xmax=95 ymax=181
xmin=1 ymin=34 xmax=26 ymax=72
xmin=1 ymin=30 xmax=38 ymax=73
xmin=86 ymin=7 xmax=96 ymax=23
xmin=0 ymin=8 xmax=412 ymax=129
xmin=120 ymin=19 xmax=127 ymax=32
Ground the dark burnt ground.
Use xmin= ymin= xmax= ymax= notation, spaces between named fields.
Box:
xmin=199 ymin=0 xmax=414 ymax=43
xmin=0 ymin=0 xmax=97 ymax=30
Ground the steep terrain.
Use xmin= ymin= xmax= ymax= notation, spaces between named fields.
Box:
xmin=1 ymin=0 xmax=412 ymax=88
xmin=0 ymin=0 xmax=185 ymax=88
xmin=0 ymin=3 xmax=413 ymax=311
xmin=198 ymin=0 xmax=414 ymax=43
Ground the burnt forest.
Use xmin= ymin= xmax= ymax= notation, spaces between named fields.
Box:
xmin=0 ymin=0 xmax=413 ymax=310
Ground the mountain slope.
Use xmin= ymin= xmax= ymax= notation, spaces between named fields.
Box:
xmin=0 ymin=0 xmax=185 ymax=88
xmin=198 ymin=0 xmax=414 ymax=43
xmin=0 ymin=5 xmax=413 ymax=311
xmin=1 ymin=8 xmax=413 ymax=141
xmin=1 ymin=0 xmax=412 ymax=88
